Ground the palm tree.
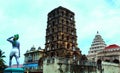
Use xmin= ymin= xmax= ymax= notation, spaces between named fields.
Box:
xmin=0 ymin=49 xmax=6 ymax=69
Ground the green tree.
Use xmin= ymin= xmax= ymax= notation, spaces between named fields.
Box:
xmin=0 ymin=49 xmax=6 ymax=69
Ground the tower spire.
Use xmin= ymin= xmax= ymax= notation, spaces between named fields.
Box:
xmin=97 ymin=31 xmax=99 ymax=35
xmin=87 ymin=31 xmax=106 ymax=61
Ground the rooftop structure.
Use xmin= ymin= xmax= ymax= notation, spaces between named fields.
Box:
xmin=87 ymin=31 xmax=106 ymax=61
xmin=45 ymin=6 xmax=81 ymax=58
xmin=43 ymin=6 xmax=96 ymax=73
xmin=97 ymin=44 xmax=120 ymax=63
xmin=105 ymin=44 xmax=120 ymax=50
xmin=24 ymin=46 xmax=44 ymax=72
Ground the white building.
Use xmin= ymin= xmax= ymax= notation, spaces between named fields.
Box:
xmin=87 ymin=31 xmax=106 ymax=61
xmin=87 ymin=32 xmax=120 ymax=73
xmin=97 ymin=44 xmax=120 ymax=63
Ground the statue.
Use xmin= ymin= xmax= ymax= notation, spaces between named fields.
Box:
xmin=7 ymin=34 xmax=20 ymax=68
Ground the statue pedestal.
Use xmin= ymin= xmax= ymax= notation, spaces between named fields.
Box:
xmin=4 ymin=68 xmax=24 ymax=73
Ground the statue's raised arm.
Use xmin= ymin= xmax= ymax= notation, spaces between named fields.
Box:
xmin=7 ymin=36 xmax=14 ymax=43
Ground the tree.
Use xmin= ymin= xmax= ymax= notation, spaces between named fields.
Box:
xmin=0 ymin=49 xmax=6 ymax=69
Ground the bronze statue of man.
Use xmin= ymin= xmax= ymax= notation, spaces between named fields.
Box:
xmin=7 ymin=34 xmax=20 ymax=68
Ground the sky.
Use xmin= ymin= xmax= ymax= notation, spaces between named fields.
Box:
xmin=0 ymin=0 xmax=120 ymax=65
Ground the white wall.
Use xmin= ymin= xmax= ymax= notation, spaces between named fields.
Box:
xmin=43 ymin=57 xmax=68 ymax=73
xmin=97 ymin=62 xmax=120 ymax=73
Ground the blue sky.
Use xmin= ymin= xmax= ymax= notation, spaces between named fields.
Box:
xmin=0 ymin=0 xmax=120 ymax=65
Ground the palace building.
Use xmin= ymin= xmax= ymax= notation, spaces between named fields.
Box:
xmin=23 ymin=6 xmax=97 ymax=73
xmin=87 ymin=32 xmax=120 ymax=64
xmin=87 ymin=31 xmax=106 ymax=61
xmin=24 ymin=46 xmax=44 ymax=72
xmin=97 ymin=44 xmax=120 ymax=63
xmin=23 ymin=6 xmax=120 ymax=73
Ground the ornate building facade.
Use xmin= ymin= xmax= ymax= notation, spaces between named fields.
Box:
xmin=87 ymin=32 xmax=120 ymax=73
xmin=45 ymin=6 xmax=80 ymax=58
xmin=87 ymin=31 xmax=106 ymax=61
xmin=43 ymin=6 xmax=96 ymax=73
xmin=87 ymin=32 xmax=120 ymax=64
xmin=97 ymin=44 xmax=120 ymax=63
xmin=24 ymin=46 xmax=43 ymax=72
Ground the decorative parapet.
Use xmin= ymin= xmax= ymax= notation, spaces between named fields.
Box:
xmin=44 ymin=57 xmax=97 ymax=66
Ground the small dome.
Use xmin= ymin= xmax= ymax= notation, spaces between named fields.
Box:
xmin=30 ymin=45 xmax=36 ymax=51
xmin=38 ymin=47 xmax=42 ymax=50
xmin=26 ymin=50 xmax=29 ymax=53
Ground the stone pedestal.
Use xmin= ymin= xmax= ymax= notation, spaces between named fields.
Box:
xmin=4 ymin=68 xmax=24 ymax=73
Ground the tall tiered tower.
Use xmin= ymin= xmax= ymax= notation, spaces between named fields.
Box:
xmin=87 ymin=31 xmax=106 ymax=61
xmin=45 ymin=6 xmax=80 ymax=58
xmin=43 ymin=6 xmax=96 ymax=73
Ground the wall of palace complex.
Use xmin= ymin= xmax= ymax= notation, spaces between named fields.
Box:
xmin=97 ymin=62 xmax=120 ymax=73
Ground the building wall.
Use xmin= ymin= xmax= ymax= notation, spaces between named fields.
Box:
xmin=45 ymin=6 xmax=79 ymax=58
xmin=24 ymin=46 xmax=43 ymax=72
xmin=43 ymin=57 xmax=68 ymax=73
xmin=43 ymin=57 xmax=97 ymax=73
xmin=97 ymin=62 xmax=120 ymax=73
xmin=87 ymin=32 xmax=106 ymax=62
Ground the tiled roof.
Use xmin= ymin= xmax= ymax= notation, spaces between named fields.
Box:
xmin=105 ymin=44 xmax=120 ymax=50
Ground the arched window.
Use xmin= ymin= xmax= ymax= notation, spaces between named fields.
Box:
xmin=51 ymin=52 xmax=55 ymax=57
xmin=62 ymin=11 xmax=64 ymax=16
xmin=105 ymin=59 xmax=110 ymax=62
xmin=67 ymin=44 xmax=70 ymax=49
xmin=62 ymin=34 xmax=64 ymax=39
xmin=97 ymin=59 xmax=102 ymax=70
xmin=67 ymin=36 xmax=69 ymax=40
xmin=52 ymin=58 xmax=55 ymax=63
xmin=113 ymin=59 xmax=119 ymax=64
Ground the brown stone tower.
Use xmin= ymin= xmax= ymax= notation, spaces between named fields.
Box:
xmin=45 ymin=6 xmax=81 ymax=58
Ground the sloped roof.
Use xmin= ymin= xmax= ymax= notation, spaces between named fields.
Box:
xmin=105 ymin=44 xmax=120 ymax=50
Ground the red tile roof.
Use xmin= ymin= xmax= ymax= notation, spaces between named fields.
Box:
xmin=105 ymin=44 xmax=120 ymax=50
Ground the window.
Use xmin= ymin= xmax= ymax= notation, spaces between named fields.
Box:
xmin=51 ymin=44 xmax=54 ymax=50
xmin=52 ymin=36 xmax=54 ymax=40
xmin=47 ymin=59 xmax=50 ymax=63
xmin=62 ymin=19 xmax=64 ymax=23
xmin=62 ymin=11 xmax=64 ymax=16
xmin=67 ymin=44 xmax=70 ymax=49
xmin=66 ymin=12 xmax=68 ymax=16
xmin=73 ymin=47 xmax=75 ymax=51
xmin=52 ymin=58 xmax=55 ymax=63
xmin=66 ymin=21 xmax=68 ymax=24
xmin=67 ymin=36 xmax=69 ymax=40
xmin=52 ymin=21 xmax=55 ymax=26
xmin=52 ymin=28 xmax=54 ymax=32
xmin=62 ymin=34 xmax=64 ymax=39
xmin=67 ymin=28 xmax=69 ymax=32
xmin=47 ymin=48 xmax=49 ymax=51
